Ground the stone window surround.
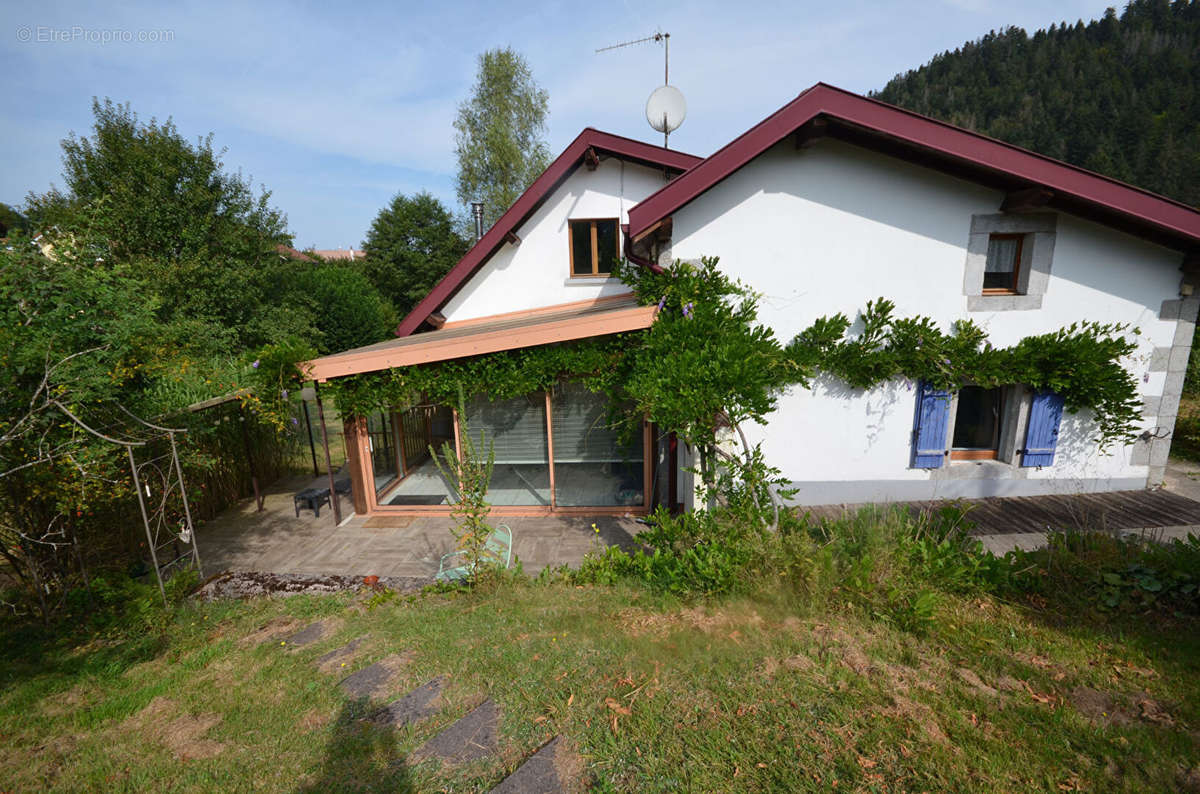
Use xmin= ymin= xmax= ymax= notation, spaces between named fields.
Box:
xmin=963 ymin=213 xmax=1058 ymax=311
xmin=928 ymin=385 xmax=1033 ymax=481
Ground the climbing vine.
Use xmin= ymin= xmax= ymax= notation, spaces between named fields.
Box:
xmin=787 ymin=298 xmax=1142 ymax=447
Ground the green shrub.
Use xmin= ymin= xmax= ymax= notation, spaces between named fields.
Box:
xmin=1002 ymin=530 xmax=1200 ymax=614
xmin=1169 ymin=411 xmax=1200 ymax=462
xmin=575 ymin=507 xmax=763 ymax=597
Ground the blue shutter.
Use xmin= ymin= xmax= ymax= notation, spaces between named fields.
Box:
xmin=1021 ymin=389 xmax=1065 ymax=467
xmin=911 ymin=381 xmax=951 ymax=469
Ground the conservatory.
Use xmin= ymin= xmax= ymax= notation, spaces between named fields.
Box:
xmin=303 ymin=296 xmax=663 ymax=517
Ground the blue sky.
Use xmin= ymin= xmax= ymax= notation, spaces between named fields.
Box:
xmin=3 ymin=0 xmax=1115 ymax=249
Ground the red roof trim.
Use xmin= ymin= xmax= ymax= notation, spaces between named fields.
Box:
xmin=627 ymin=83 xmax=1200 ymax=249
xmin=395 ymin=129 xmax=701 ymax=337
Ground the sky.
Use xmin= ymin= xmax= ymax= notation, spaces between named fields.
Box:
xmin=2 ymin=0 xmax=1118 ymax=250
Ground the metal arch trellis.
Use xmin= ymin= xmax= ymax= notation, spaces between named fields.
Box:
xmin=51 ymin=400 xmax=203 ymax=606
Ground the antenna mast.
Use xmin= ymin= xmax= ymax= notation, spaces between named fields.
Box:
xmin=596 ymin=31 xmax=679 ymax=147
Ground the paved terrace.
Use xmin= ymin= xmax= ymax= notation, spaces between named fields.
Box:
xmin=806 ymin=460 xmax=1200 ymax=555
xmin=197 ymin=464 xmax=1200 ymax=579
xmin=195 ymin=474 xmax=643 ymax=580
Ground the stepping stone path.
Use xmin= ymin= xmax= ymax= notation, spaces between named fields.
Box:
xmin=339 ymin=654 xmax=408 ymax=699
xmin=412 ymin=699 xmax=500 ymax=763
xmin=370 ymin=678 xmax=443 ymax=728
xmin=491 ymin=736 xmax=570 ymax=794
xmin=314 ymin=636 xmax=366 ymax=673
xmin=283 ymin=620 xmax=329 ymax=648
xmin=270 ymin=619 xmax=577 ymax=788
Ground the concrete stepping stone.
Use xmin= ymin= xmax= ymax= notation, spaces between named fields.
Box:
xmin=283 ymin=620 xmax=328 ymax=648
xmin=315 ymin=636 xmax=366 ymax=673
xmin=412 ymin=699 xmax=499 ymax=764
xmin=339 ymin=654 xmax=408 ymax=700
xmin=491 ymin=736 xmax=569 ymax=793
xmin=370 ymin=678 xmax=443 ymax=728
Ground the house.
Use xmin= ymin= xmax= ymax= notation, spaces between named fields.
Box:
xmin=312 ymin=248 xmax=366 ymax=262
xmin=304 ymin=83 xmax=1200 ymax=518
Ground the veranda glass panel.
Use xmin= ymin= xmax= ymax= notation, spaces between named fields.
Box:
xmin=551 ymin=382 xmax=644 ymax=507
xmin=379 ymin=404 xmax=458 ymax=506
xmin=464 ymin=393 xmax=551 ymax=506
xmin=366 ymin=411 xmax=399 ymax=497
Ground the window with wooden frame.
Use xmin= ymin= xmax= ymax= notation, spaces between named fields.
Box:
xmin=569 ymin=218 xmax=619 ymax=277
xmin=950 ymin=386 xmax=1005 ymax=461
xmin=982 ymin=233 xmax=1024 ymax=293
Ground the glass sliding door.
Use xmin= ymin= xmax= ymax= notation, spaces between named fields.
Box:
xmin=550 ymin=382 xmax=644 ymax=507
xmin=464 ymin=393 xmax=551 ymax=506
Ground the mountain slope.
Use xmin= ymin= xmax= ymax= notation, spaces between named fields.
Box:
xmin=873 ymin=0 xmax=1200 ymax=207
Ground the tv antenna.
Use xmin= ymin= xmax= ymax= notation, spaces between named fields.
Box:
xmin=596 ymin=30 xmax=686 ymax=148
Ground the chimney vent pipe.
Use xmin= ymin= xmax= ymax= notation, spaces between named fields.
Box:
xmin=470 ymin=202 xmax=484 ymax=242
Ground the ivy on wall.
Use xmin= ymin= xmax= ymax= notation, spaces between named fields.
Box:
xmin=322 ymin=259 xmax=1144 ymax=458
xmin=787 ymin=298 xmax=1142 ymax=446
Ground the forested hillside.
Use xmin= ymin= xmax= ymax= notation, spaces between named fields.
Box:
xmin=874 ymin=0 xmax=1200 ymax=206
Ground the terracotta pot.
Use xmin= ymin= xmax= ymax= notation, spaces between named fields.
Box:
xmin=363 ymin=575 xmax=379 ymax=586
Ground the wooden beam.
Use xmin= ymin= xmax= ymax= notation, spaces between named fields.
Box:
xmin=794 ymin=117 xmax=828 ymax=149
xmin=427 ymin=311 xmax=447 ymax=330
xmin=306 ymin=304 xmax=657 ymax=381
xmin=583 ymin=146 xmax=600 ymax=171
xmin=631 ymin=216 xmax=672 ymax=244
xmin=504 ymin=230 xmax=521 ymax=245
xmin=1001 ymin=187 xmax=1055 ymax=213
xmin=342 ymin=415 xmax=371 ymax=516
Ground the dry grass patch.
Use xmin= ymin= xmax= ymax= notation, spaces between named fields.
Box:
xmin=883 ymin=694 xmax=950 ymax=745
xmin=236 ymin=615 xmax=303 ymax=648
xmin=121 ymin=696 xmax=225 ymax=760
xmin=618 ymin=605 xmax=766 ymax=638
xmin=297 ymin=708 xmax=331 ymax=733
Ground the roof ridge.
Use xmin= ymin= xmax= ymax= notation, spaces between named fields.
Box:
xmin=627 ymin=82 xmax=1200 ymax=249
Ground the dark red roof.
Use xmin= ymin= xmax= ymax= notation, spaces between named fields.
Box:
xmin=627 ymin=83 xmax=1200 ymax=251
xmin=395 ymin=129 xmax=702 ymax=337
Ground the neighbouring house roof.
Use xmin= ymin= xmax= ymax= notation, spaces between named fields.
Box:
xmin=626 ymin=83 xmax=1200 ymax=252
xmin=276 ymin=244 xmax=316 ymax=263
xmin=312 ymin=248 xmax=366 ymax=261
xmin=304 ymin=294 xmax=656 ymax=381
xmin=394 ymin=129 xmax=702 ymax=337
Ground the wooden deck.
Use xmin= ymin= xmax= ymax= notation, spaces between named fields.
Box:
xmin=804 ymin=488 xmax=1200 ymax=536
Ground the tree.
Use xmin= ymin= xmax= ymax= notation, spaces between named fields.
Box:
xmin=0 ymin=208 xmax=164 ymax=621
xmin=0 ymin=203 xmax=29 ymax=237
xmin=24 ymin=99 xmax=291 ymax=347
xmin=286 ymin=264 xmax=396 ymax=354
xmin=361 ymin=192 xmax=468 ymax=318
xmin=453 ymin=48 xmax=550 ymax=231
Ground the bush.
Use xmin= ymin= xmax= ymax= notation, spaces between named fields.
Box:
xmin=288 ymin=265 xmax=396 ymax=354
xmin=1002 ymin=530 xmax=1200 ymax=615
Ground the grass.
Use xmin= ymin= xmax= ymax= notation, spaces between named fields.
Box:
xmin=2 ymin=566 xmax=1199 ymax=792
xmin=1172 ymin=394 xmax=1200 ymax=464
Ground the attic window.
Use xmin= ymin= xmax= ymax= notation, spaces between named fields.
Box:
xmin=982 ymin=234 xmax=1023 ymax=293
xmin=569 ymin=218 xmax=619 ymax=277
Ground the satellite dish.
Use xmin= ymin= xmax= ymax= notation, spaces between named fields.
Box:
xmin=646 ymin=85 xmax=686 ymax=135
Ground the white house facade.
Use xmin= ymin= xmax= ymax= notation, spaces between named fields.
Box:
xmin=306 ymin=85 xmax=1200 ymax=517
xmin=666 ymin=137 xmax=1187 ymax=503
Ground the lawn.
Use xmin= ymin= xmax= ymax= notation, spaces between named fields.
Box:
xmin=2 ymin=567 xmax=1198 ymax=792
